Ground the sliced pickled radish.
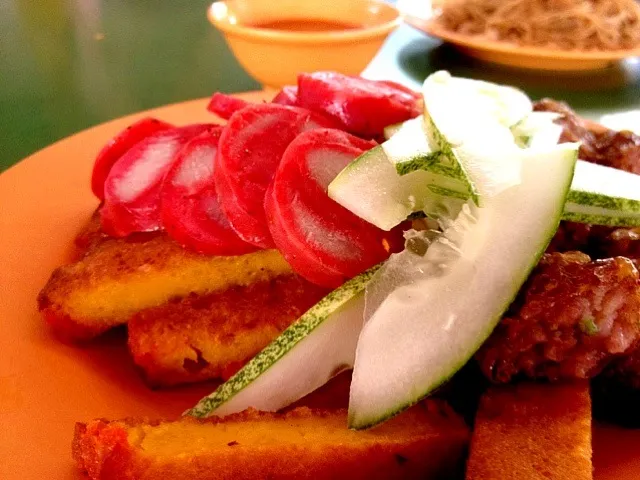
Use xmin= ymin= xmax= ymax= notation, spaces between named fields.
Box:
xmin=297 ymin=72 xmax=421 ymax=138
xmin=91 ymin=117 xmax=173 ymax=200
xmin=266 ymin=129 xmax=403 ymax=287
xmin=265 ymin=183 xmax=346 ymax=288
xmin=215 ymin=103 xmax=336 ymax=248
xmin=272 ymin=86 xmax=298 ymax=106
xmin=161 ymin=127 xmax=257 ymax=255
xmin=206 ymin=93 xmax=251 ymax=120
xmin=101 ymin=124 xmax=217 ymax=237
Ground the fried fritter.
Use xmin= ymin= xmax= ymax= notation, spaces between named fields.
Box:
xmin=537 ymin=99 xmax=640 ymax=259
xmin=477 ymin=252 xmax=640 ymax=383
xmin=38 ymin=218 xmax=293 ymax=341
xmin=466 ymin=382 xmax=592 ymax=480
xmin=73 ymin=404 xmax=470 ymax=480
xmin=534 ymin=98 xmax=640 ymax=174
xmin=128 ymin=275 xmax=328 ymax=387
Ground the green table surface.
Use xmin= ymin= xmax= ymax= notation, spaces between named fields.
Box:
xmin=2 ymin=0 xmax=640 ymax=172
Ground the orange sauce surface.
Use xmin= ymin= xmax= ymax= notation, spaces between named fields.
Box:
xmin=251 ymin=18 xmax=361 ymax=32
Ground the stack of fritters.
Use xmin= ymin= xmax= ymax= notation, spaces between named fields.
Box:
xmin=38 ymin=212 xmax=328 ymax=386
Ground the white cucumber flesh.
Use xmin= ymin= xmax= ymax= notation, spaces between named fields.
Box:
xmin=564 ymin=160 xmax=640 ymax=226
xmin=511 ymin=112 xmax=563 ymax=148
xmin=422 ymin=72 xmax=527 ymax=205
xmin=328 ymin=118 xmax=466 ymax=230
xmin=383 ymin=122 xmax=403 ymax=140
xmin=348 ymin=142 xmax=577 ymax=430
xmin=186 ymin=266 xmax=378 ymax=418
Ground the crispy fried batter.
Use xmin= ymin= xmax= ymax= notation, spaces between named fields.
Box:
xmin=466 ymin=382 xmax=592 ymax=480
xmin=38 ymin=214 xmax=293 ymax=341
xmin=477 ymin=252 xmax=640 ymax=382
xmin=538 ymin=99 xmax=640 ymax=259
xmin=534 ymin=99 xmax=640 ymax=173
xmin=73 ymin=404 xmax=469 ymax=480
xmin=128 ymin=275 xmax=328 ymax=387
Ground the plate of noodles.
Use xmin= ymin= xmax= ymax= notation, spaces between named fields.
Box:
xmin=405 ymin=0 xmax=640 ymax=71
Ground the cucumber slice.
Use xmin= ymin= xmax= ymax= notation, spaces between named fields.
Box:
xmin=348 ymin=142 xmax=577 ymax=429
xmin=186 ymin=266 xmax=379 ymax=418
xmin=511 ymin=112 xmax=563 ymax=148
xmin=422 ymin=72 xmax=524 ymax=205
xmin=328 ymin=118 xmax=466 ymax=230
xmin=564 ymin=160 xmax=640 ymax=226
xmin=331 ymin=79 xmax=640 ymax=231
xmin=383 ymin=122 xmax=403 ymax=140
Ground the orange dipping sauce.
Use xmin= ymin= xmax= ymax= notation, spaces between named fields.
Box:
xmin=250 ymin=19 xmax=361 ymax=32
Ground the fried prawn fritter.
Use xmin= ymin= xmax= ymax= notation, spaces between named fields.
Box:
xmin=128 ymin=275 xmax=328 ymax=387
xmin=466 ymin=382 xmax=592 ymax=480
xmin=477 ymin=252 xmax=640 ymax=383
xmin=38 ymin=221 xmax=293 ymax=341
xmin=534 ymin=98 xmax=640 ymax=174
xmin=73 ymin=404 xmax=469 ymax=480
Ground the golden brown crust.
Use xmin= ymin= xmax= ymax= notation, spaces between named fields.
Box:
xmin=73 ymin=404 xmax=469 ymax=480
xmin=127 ymin=275 xmax=328 ymax=387
xmin=38 ymin=213 xmax=293 ymax=341
xmin=466 ymin=382 xmax=592 ymax=480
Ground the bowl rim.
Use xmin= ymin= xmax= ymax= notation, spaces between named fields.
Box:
xmin=207 ymin=0 xmax=402 ymax=44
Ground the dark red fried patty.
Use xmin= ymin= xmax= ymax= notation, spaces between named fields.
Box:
xmin=477 ymin=252 xmax=640 ymax=383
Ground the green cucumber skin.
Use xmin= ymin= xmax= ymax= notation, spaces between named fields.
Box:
xmin=566 ymin=190 xmax=640 ymax=213
xmin=398 ymin=157 xmax=640 ymax=228
xmin=186 ymin=265 xmax=380 ymax=418
xmin=562 ymin=210 xmax=640 ymax=227
xmin=349 ymin=151 xmax=578 ymax=430
xmin=395 ymin=153 xmax=440 ymax=176
xmin=424 ymin=116 xmax=481 ymax=205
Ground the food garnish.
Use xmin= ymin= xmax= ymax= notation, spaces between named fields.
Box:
xmin=187 ymin=266 xmax=377 ymax=418
xmin=101 ymin=123 xmax=218 ymax=237
xmin=330 ymin=73 xmax=640 ymax=230
xmin=187 ymin=71 xmax=578 ymax=423
xmin=160 ymin=126 xmax=259 ymax=255
xmin=91 ymin=117 xmax=173 ymax=200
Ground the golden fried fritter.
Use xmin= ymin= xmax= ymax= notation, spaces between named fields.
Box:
xmin=466 ymin=382 xmax=592 ymax=480
xmin=128 ymin=275 xmax=328 ymax=387
xmin=477 ymin=252 xmax=640 ymax=382
xmin=73 ymin=404 xmax=469 ymax=480
xmin=38 ymin=219 xmax=293 ymax=341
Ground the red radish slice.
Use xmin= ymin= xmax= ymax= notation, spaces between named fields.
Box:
xmin=101 ymin=124 xmax=218 ymax=237
xmin=160 ymin=127 xmax=257 ymax=255
xmin=265 ymin=183 xmax=346 ymax=288
xmin=297 ymin=72 xmax=421 ymax=138
xmin=272 ymin=86 xmax=298 ymax=106
xmin=91 ymin=117 xmax=173 ymax=200
xmin=215 ymin=103 xmax=337 ymax=248
xmin=266 ymin=128 xmax=403 ymax=286
xmin=206 ymin=93 xmax=251 ymax=120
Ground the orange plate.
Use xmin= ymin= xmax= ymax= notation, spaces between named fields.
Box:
xmin=1 ymin=93 xmax=640 ymax=479
xmin=405 ymin=15 xmax=640 ymax=71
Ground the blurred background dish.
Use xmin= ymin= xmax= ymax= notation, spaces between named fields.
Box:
xmin=407 ymin=16 xmax=640 ymax=71
xmin=208 ymin=0 xmax=401 ymax=88
xmin=404 ymin=0 xmax=640 ymax=71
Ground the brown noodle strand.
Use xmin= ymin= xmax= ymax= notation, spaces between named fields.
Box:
xmin=435 ymin=0 xmax=640 ymax=50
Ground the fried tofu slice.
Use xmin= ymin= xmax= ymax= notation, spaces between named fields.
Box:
xmin=73 ymin=403 xmax=469 ymax=480
xmin=127 ymin=275 xmax=328 ymax=387
xmin=38 ymin=221 xmax=293 ymax=341
xmin=466 ymin=382 xmax=592 ymax=480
